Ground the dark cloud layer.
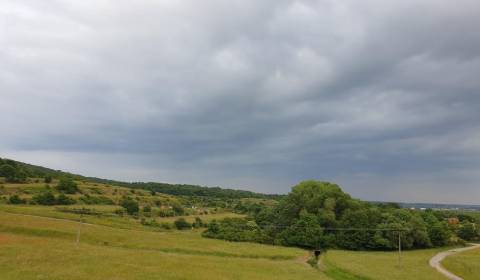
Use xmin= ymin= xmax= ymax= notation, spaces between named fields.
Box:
xmin=1 ymin=0 xmax=480 ymax=203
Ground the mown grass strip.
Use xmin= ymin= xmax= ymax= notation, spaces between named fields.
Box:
xmin=0 ymin=225 xmax=73 ymax=239
xmin=117 ymin=245 xmax=294 ymax=260
xmin=323 ymin=258 xmax=371 ymax=280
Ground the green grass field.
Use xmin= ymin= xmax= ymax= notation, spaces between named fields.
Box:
xmin=0 ymin=206 xmax=453 ymax=280
xmin=0 ymin=180 xmax=460 ymax=279
xmin=0 ymin=210 xmax=326 ymax=280
xmin=442 ymin=247 xmax=480 ymax=280
xmin=323 ymin=248 xmax=448 ymax=280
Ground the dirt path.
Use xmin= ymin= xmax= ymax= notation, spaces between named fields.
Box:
xmin=429 ymin=243 xmax=480 ymax=280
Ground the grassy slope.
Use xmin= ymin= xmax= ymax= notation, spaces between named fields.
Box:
xmin=0 ymin=209 xmax=449 ymax=280
xmin=0 ymin=211 xmax=327 ymax=280
xmin=0 ymin=204 xmax=244 ymax=230
xmin=0 ymin=180 xmax=450 ymax=280
xmin=0 ymin=232 xmax=321 ymax=280
xmin=442 ymin=248 xmax=480 ymax=280
xmin=323 ymin=249 xmax=447 ymax=280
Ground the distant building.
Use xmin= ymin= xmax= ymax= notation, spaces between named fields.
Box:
xmin=447 ymin=217 xmax=459 ymax=225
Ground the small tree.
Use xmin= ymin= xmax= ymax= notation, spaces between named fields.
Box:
xmin=56 ymin=178 xmax=79 ymax=194
xmin=174 ymin=218 xmax=191 ymax=230
xmin=120 ymin=197 xmax=139 ymax=215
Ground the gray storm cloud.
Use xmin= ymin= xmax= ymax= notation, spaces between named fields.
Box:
xmin=1 ymin=0 xmax=479 ymax=203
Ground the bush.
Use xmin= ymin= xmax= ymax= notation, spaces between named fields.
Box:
xmin=307 ymin=255 xmax=319 ymax=269
xmin=56 ymin=194 xmax=76 ymax=205
xmin=56 ymin=178 xmax=79 ymax=194
xmin=8 ymin=195 xmax=26 ymax=204
xmin=193 ymin=216 xmax=204 ymax=228
xmin=202 ymin=218 xmax=265 ymax=242
xmin=174 ymin=218 xmax=191 ymax=230
xmin=171 ymin=202 xmax=185 ymax=215
xmin=32 ymin=192 xmax=57 ymax=205
xmin=79 ymin=195 xmax=114 ymax=205
xmin=44 ymin=176 xmax=53 ymax=183
xmin=160 ymin=222 xmax=172 ymax=230
xmin=31 ymin=192 xmax=76 ymax=206
xmin=120 ymin=197 xmax=139 ymax=215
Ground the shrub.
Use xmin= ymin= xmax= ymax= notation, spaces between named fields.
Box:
xmin=8 ymin=195 xmax=26 ymax=204
xmin=56 ymin=194 xmax=76 ymax=205
xmin=193 ymin=216 xmax=204 ymax=228
xmin=32 ymin=192 xmax=56 ymax=205
xmin=160 ymin=222 xmax=172 ymax=230
xmin=202 ymin=218 xmax=264 ymax=242
xmin=56 ymin=178 xmax=79 ymax=194
xmin=44 ymin=176 xmax=53 ymax=183
xmin=172 ymin=203 xmax=184 ymax=215
xmin=307 ymin=255 xmax=319 ymax=269
xmin=174 ymin=218 xmax=191 ymax=230
xmin=120 ymin=197 xmax=139 ymax=215
xmin=79 ymin=195 xmax=114 ymax=205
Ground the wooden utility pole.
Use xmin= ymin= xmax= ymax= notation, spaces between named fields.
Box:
xmin=76 ymin=213 xmax=83 ymax=247
xmin=398 ymin=232 xmax=402 ymax=268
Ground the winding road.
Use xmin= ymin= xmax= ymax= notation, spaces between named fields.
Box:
xmin=429 ymin=243 xmax=480 ymax=280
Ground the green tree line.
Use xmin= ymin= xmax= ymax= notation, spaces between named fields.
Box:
xmin=204 ymin=180 xmax=479 ymax=251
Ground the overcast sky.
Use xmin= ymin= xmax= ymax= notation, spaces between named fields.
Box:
xmin=1 ymin=1 xmax=479 ymax=204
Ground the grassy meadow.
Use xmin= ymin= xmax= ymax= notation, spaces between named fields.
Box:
xmin=0 ymin=206 xmax=453 ymax=280
xmin=442 ymin=247 xmax=480 ymax=280
xmin=0 ymin=211 xmax=326 ymax=280
xmin=0 ymin=178 xmax=465 ymax=279
xmin=323 ymin=248 xmax=449 ymax=280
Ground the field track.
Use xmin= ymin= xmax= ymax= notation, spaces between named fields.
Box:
xmin=429 ymin=244 xmax=480 ymax=280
